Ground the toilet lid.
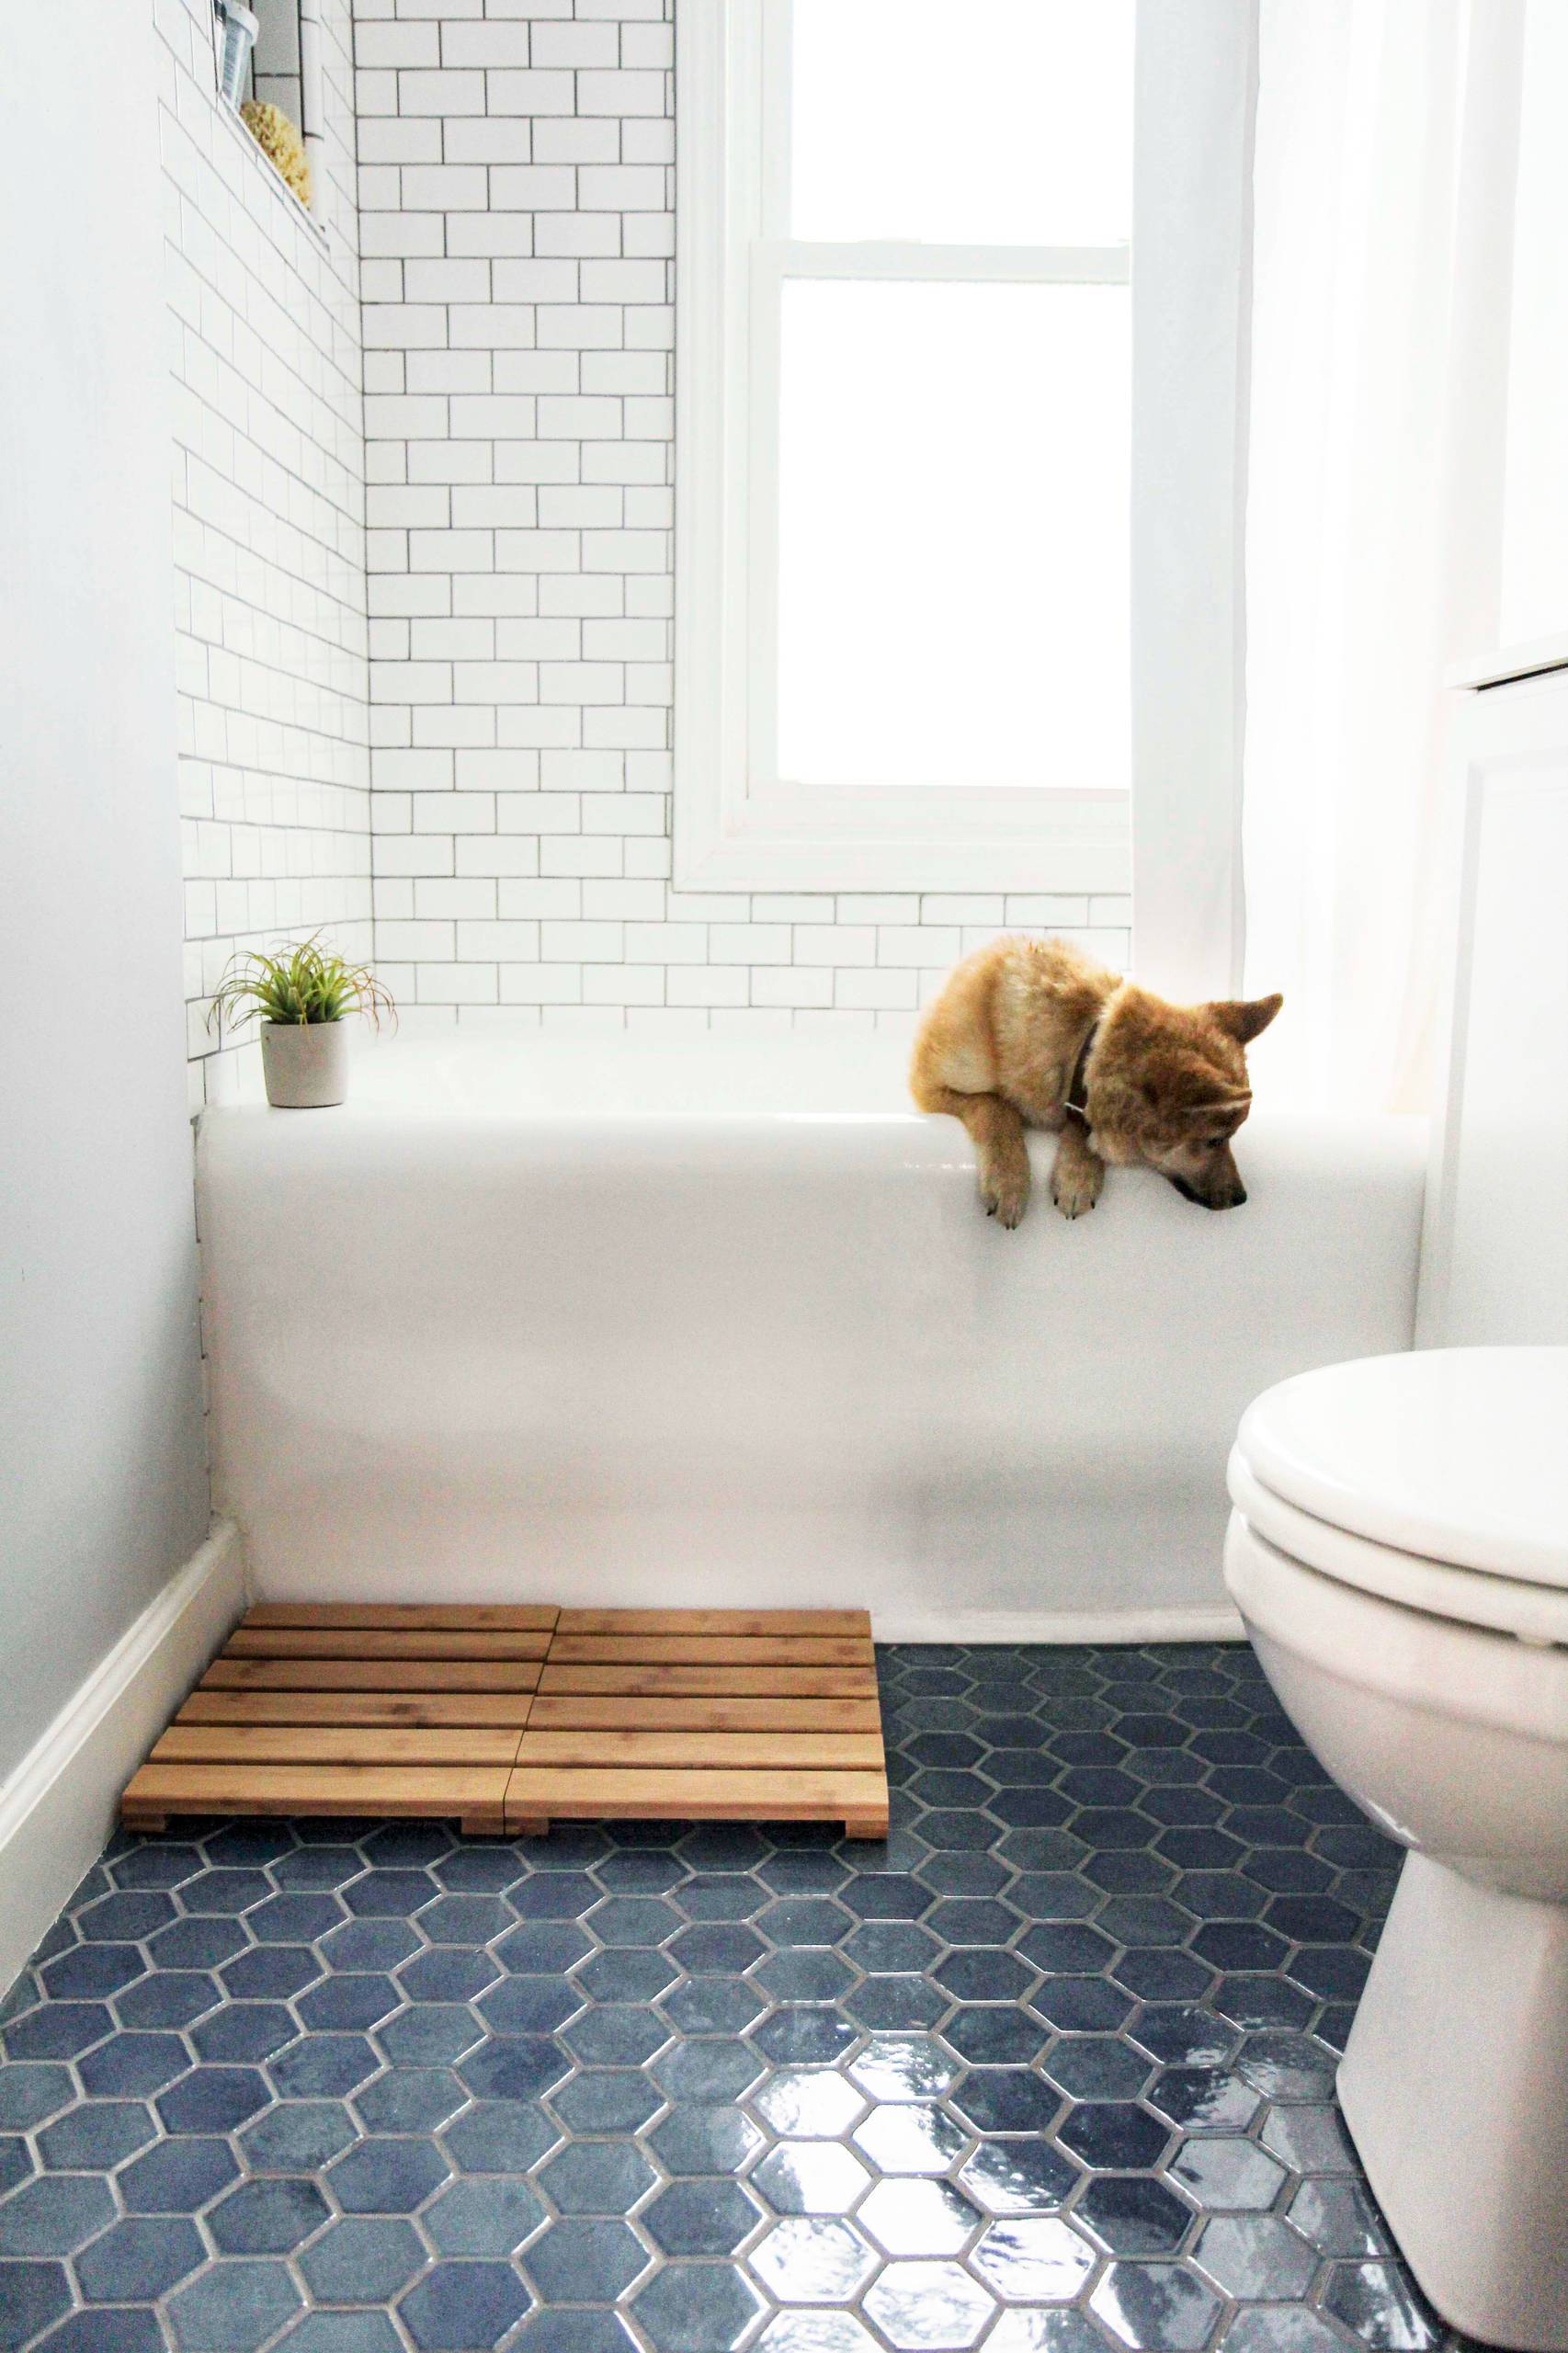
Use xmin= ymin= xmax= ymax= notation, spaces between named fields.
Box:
xmin=1235 ymin=1347 xmax=1568 ymax=1589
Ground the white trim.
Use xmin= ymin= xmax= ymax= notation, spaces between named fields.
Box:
xmin=872 ymin=1604 xmax=1244 ymax=1647
xmin=1439 ymin=1 xmax=1527 ymax=687
xmin=1415 ymin=666 xmax=1568 ymax=1349
xmin=762 ymin=241 xmax=1131 ymax=286
xmin=298 ymin=0 xmax=330 ymax=230
xmin=0 ymin=1520 xmax=246 ymax=2001
xmin=1130 ymin=0 xmax=1258 ymax=1002
xmin=1448 ymin=631 xmax=1568 ymax=693
xmin=674 ymin=0 xmax=1140 ymax=895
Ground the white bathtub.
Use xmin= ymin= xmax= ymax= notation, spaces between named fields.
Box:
xmin=198 ymin=1036 xmax=1426 ymax=1641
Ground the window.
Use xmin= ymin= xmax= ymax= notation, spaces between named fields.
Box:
xmin=676 ymin=1 xmax=1253 ymax=904
xmin=211 ymin=0 xmax=323 ymax=218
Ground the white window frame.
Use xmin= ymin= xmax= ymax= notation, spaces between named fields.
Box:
xmin=675 ymin=0 xmax=1256 ymax=915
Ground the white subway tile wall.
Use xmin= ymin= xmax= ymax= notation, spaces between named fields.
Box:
xmin=354 ymin=0 xmax=1131 ymax=1037
xmin=164 ymin=0 xmax=371 ymax=1106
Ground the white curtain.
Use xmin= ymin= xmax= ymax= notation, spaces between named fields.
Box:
xmin=1242 ymin=0 xmax=1473 ymax=1109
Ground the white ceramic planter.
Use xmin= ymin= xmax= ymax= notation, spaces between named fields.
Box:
xmin=260 ymin=1021 xmax=348 ymax=1109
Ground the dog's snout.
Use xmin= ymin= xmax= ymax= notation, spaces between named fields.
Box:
xmin=1167 ymin=1173 xmax=1247 ymax=1211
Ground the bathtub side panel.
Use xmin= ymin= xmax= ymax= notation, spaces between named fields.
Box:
xmin=197 ymin=1108 xmax=1425 ymax=1636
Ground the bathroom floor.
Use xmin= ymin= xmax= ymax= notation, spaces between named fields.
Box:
xmin=0 ymin=1644 xmax=1484 ymax=2353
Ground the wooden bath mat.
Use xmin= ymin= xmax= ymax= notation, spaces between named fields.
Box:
xmin=119 ymin=1605 xmax=889 ymax=1842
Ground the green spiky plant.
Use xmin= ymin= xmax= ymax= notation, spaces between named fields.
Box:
xmin=208 ymin=936 xmax=397 ymax=1038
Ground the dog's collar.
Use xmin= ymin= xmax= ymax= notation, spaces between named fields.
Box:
xmin=1064 ymin=1019 xmax=1100 ymax=1123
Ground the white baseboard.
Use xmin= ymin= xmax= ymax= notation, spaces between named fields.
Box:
xmin=0 ymin=1519 xmax=246 ymax=2002
xmin=871 ymin=1603 xmax=1246 ymax=1646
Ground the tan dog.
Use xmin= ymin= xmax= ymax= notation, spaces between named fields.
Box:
xmin=911 ymin=935 xmax=1282 ymax=1226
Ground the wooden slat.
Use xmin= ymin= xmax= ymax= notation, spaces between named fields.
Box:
xmin=505 ymin=1765 xmax=889 ymax=1827
xmin=538 ymin=1664 xmax=877 ymax=1697
xmin=546 ymin=1635 xmax=871 ymax=1665
xmin=179 ymin=1691 xmax=537 ymax=1729
xmin=514 ymin=1729 xmax=884 ymax=1769
xmin=203 ymin=1659 xmax=543 ymax=1692
xmin=121 ymin=1761 xmax=509 ymax=1825
xmin=555 ymin=1608 xmax=871 ymax=1637
xmin=244 ymin=1604 xmax=559 ymax=1632
xmin=227 ymin=1629 xmax=552 ymax=1661
xmin=528 ymin=1695 xmax=882 ymax=1732
xmin=153 ymin=1727 xmax=521 ymax=1767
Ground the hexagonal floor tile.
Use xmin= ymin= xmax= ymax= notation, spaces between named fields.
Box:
xmin=862 ymin=2259 xmax=996 ymax=2350
xmin=753 ymin=2142 xmax=870 ymax=2220
xmin=851 ymin=2102 xmax=966 ymax=2176
xmin=399 ymin=2262 xmax=532 ymax=2352
xmin=631 ymin=2262 xmax=765 ymax=2353
xmin=644 ymin=2179 xmax=760 ymax=2258
xmin=0 ymin=2174 xmax=117 ymax=2262
xmin=971 ymin=2216 xmax=1097 ymax=2302
xmin=524 ymin=2217 xmax=648 ymax=2302
xmin=424 ymin=2177 xmax=546 ymax=2259
xmin=753 ymin=2071 xmax=865 ymax=2140
xmin=536 ymin=2142 xmax=655 ymax=2218
xmin=858 ymin=2178 xmax=978 ymax=2257
xmin=749 ymin=2215 xmax=877 ymax=2302
xmin=299 ymin=2217 xmax=427 ymax=2302
xmin=327 ymin=2136 xmax=450 ymax=2214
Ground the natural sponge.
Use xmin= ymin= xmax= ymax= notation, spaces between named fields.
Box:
xmin=240 ymin=100 xmax=312 ymax=209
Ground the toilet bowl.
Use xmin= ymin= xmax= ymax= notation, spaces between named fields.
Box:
xmin=1224 ymin=1346 xmax=1568 ymax=2352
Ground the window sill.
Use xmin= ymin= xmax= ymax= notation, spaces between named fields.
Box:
xmin=215 ymin=91 xmax=328 ymax=251
xmin=673 ymin=782 xmax=1131 ymax=895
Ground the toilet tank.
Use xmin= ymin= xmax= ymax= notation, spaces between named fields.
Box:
xmin=1417 ymin=664 xmax=1568 ymax=1346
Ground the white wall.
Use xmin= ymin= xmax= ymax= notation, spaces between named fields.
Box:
xmin=353 ymin=0 xmax=1132 ymax=1033
xmin=0 ymin=8 xmax=210 ymax=1778
xmin=164 ymin=0 xmax=371 ymax=1106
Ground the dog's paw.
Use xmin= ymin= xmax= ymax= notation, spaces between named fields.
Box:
xmin=982 ymin=1169 xmax=1030 ymax=1228
xmin=1051 ymin=1164 xmax=1103 ymax=1220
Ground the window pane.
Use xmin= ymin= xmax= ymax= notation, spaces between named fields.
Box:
xmin=790 ymin=0 xmax=1132 ymax=246
xmin=1499 ymin=0 xmax=1568 ymax=648
xmin=774 ymin=279 xmax=1130 ymax=790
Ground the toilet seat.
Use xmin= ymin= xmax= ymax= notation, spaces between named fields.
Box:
xmin=1230 ymin=1346 xmax=1568 ymax=1645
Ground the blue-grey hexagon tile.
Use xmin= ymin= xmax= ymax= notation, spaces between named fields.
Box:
xmin=238 ymin=2099 xmax=357 ymax=2172
xmin=862 ymin=2257 xmax=995 ymax=2350
xmin=326 ymin=2135 xmax=450 ymax=2215
xmin=858 ymin=2177 xmax=977 ymax=2257
xmin=165 ymin=2256 xmax=304 ymax=2353
xmin=523 ymin=2215 xmax=648 ymax=2302
xmin=0 ymin=2260 xmax=74 ymax=2351
xmin=644 ymin=2178 xmax=761 ymax=2258
xmin=298 ymin=2216 xmax=427 ymax=2302
xmin=631 ymin=2260 xmax=765 ymax=2353
xmin=34 ymin=2311 xmax=172 ymax=2353
xmin=439 ymin=2103 xmax=557 ymax=2178
xmin=423 ymin=2173 xmax=545 ymax=2258
xmin=398 ymin=2260 xmax=532 ymax=2353
xmin=536 ymin=2141 xmax=655 ymax=2218
xmin=749 ymin=2214 xmax=877 ymax=2302
xmin=5 ymin=2157 xmax=114 ymax=2252
xmin=207 ymin=2177 xmax=331 ymax=2256
xmin=753 ymin=2142 xmax=870 ymax=2219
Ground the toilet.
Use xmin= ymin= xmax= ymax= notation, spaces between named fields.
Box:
xmin=1225 ymin=1343 xmax=1568 ymax=2352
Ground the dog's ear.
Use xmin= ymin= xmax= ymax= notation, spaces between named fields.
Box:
xmin=1205 ymin=994 xmax=1283 ymax=1047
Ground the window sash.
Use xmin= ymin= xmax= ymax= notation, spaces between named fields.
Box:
xmin=675 ymin=0 xmax=1252 ymax=908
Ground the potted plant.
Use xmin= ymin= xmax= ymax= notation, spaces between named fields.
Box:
xmin=209 ymin=937 xmax=395 ymax=1108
